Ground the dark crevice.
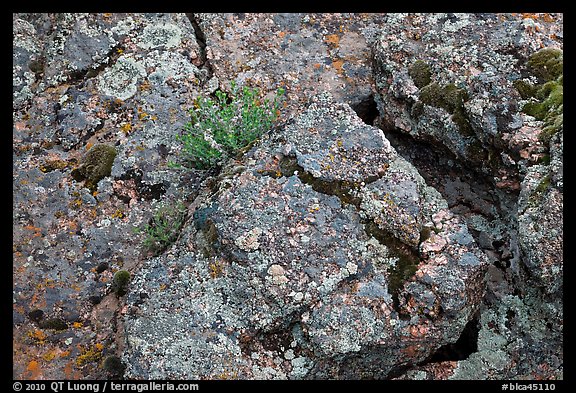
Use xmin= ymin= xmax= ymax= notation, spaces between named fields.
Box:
xmin=65 ymin=43 xmax=125 ymax=88
xmin=364 ymin=221 xmax=420 ymax=317
xmin=380 ymin=126 xmax=517 ymax=212
xmin=422 ymin=311 xmax=480 ymax=363
xmin=186 ymin=13 xmax=213 ymax=80
xmin=115 ymin=168 xmax=167 ymax=202
xmin=350 ymin=94 xmax=379 ymax=125
xmin=276 ymin=155 xmax=363 ymax=207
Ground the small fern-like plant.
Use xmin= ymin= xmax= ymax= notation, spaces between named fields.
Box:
xmin=138 ymin=201 xmax=187 ymax=256
xmin=174 ymin=82 xmax=285 ymax=169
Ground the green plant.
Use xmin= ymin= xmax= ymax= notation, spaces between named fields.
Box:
xmin=138 ymin=201 xmax=187 ymax=256
xmin=175 ymin=82 xmax=285 ymax=169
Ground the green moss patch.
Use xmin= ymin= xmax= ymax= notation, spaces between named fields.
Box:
xmin=419 ymin=82 xmax=474 ymax=136
xmin=112 ymin=270 xmax=130 ymax=297
xmin=515 ymin=48 xmax=563 ymax=145
xmin=408 ymin=60 xmax=432 ymax=89
xmin=71 ymin=144 xmax=117 ymax=191
xmin=527 ymin=47 xmax=563 ymax=82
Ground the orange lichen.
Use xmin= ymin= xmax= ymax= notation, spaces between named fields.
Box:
xmin=332 ymin=59 xmax=344 ymax=74
xmin=76 ymin=344 xmax=103 ymax=366
xmin=324 ymin=34 xmax=340 ymax=46
xmin=27 ymin=329 xmax=47 ymax=344
xmin=120 ymin=123 xmax=133 ymax=134
xmin=209 ymin=260 xmax=225 ymax=279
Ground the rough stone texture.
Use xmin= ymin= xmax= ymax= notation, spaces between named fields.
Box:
xmin=13 ymin=12 xmax=562 ymax=380
xmin=371 ymin=13 xmax=562 ymax=179
xmin=13 ymin=13 xmax=207 ymax=379
xmin=196 ymin=13 xmax=387 ymax=117
xmin=123 ymin=93 xmax=489 ymax=379
xmin=370 ymin=13 xmax=563 ymax=380
xmin=516 ymin=132 xmax=563 ymax=295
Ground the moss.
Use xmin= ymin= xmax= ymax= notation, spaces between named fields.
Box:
xmin=527 ymin=47 xmax=563 ymax=82
xmin=112 ymin=270 xmax=130 ymax=297
xmin=420 ymin=82 xmax=474 ymax=136
xmin=528 ymin=174 xmax=551 ymax=207
xmin=535 ymin=174 xmax=551 ymax=195
xmin=28 ymin=57 xmax=45 ymax=76
xmin=364 ymin=221 xmax=420 ymax=314
xmin=102 ymin=355 xmax=126 ymax=377
xmin=515 ymin=48 xmax=563 ymax=146
xmin=72 ymin=144 xmax=117 ymax=191
xmin=28 ymin=309 xmax=45 ymax=323
xmin=411 ymin=101 xmax=424 ymax=119
xmin=276 ymin=155 xmax=364 ymax=206
xmin=140 ymin=201 xmax=188 ymax=256
xmin=39 ymin=318 xmax=68 ymax=331
xmin=408 ymin=60 xmax=432 ymax=89
xmin=513 ymin=79 xmax=538 ymax=99
xmin=419 ymin=226 xmax=432 ymax=243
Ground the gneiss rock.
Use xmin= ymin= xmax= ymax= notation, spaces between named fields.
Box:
xmin=123 ymin=93 xmax=489 ymax=379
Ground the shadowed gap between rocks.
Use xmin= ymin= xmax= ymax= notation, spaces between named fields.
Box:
xmin=350 ymin=94 xmax=379 ymax=126
xmin=422 ymin=310 xmax=481 ymax=363
xmin=186 ymin=13 xmax=212 ymax=78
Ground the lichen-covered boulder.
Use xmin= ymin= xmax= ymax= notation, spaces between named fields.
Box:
xmin=123 ymin=93 xmax=489 ymax=379
xmin=371 ymin=13 xmax=563 ymax=178
xmin=516 ymin=130 xmax=563 ymax=295
xmin=195 ymin=13 xmax=388 ymax=117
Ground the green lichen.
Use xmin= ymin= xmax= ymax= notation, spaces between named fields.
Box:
xmin=72 ymin=144 xmax=117 ymax=191
xmin=112 ymin=270 xmax=130 ymax=297
xmin=408 ymin=60 xmax=432 ymax=89
xmin=419 ymin=82 xmax=474 ymax=136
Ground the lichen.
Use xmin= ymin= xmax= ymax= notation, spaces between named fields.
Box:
xmin=408 ymin=60 xmax=432 ymax=89
xmin=76 ymin=344 xmax=103 ymax=367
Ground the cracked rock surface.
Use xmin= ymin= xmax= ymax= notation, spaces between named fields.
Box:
xmin=124 ymin=93 xmax=488 ymax=379
xmin=13 ymin=12 xmax=562 ymax=380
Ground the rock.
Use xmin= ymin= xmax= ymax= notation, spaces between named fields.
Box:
xmin=12 ymin=12 xmax=563 ymax=381
xmin=123 ymin=93 xmax=489 ymax=379
xmin=517 ymin=159 xmax=563 ymax=295
xmin=371 ymin=13 xmax=562 ymax=178
xmin=195 ymin=13 xmax=388 ymax=118
xmin=12 ymin=12 xmax=207 ymax=379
